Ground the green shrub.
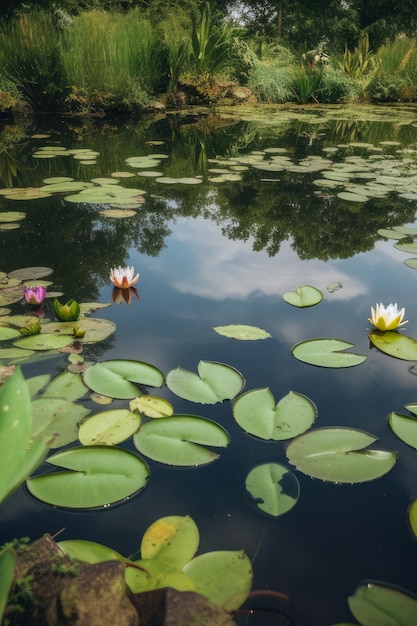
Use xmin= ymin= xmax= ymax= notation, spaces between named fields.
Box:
xmin=291 ymin=68 xmax=323 ymax=104
xmin=319 ymin=68 xmax=359 ymax=103
xmin=247 ymin=62 xmax=293 ymax=103
xmin=366 ymin=75 xmax=416 ymax=102
xmin=0 ymin=10 xmax=68 ymax=112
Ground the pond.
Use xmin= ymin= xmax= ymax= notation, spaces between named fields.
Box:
xmin=2 ymin=104 xmax=417 ymax=625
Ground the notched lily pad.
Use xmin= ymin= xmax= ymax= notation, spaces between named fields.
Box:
xmin=245 ymin=462 xmax=300 ymax=516
xmin=369 ymin=331 xmax=417 ymax=361
xmin=166 ymin=361 xmax=245 ymax=404
xmin=283 ymin=285 xmax=323 ymax=307
xmin=292 ymin=338 xmax=367 ymax=368
xmin=212 ymin=325 xmax=271 ymax=340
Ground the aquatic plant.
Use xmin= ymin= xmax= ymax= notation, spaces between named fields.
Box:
xmin=109 ymin=266 xmax=140 ymax=289
xmin=368 ymin=302 xmax=408 ymax=331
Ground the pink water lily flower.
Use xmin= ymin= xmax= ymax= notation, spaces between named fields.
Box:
xmin=110 ymin=266 xmax=139 ymax=289
xmin=24 ymin=286 xmax=46 ymax=305
xmin=369 ymin=302 xmax=408 ymax=331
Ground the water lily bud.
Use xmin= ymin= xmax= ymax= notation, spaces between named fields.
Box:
xmin=53 ymin=298 xmax=80 ymax=322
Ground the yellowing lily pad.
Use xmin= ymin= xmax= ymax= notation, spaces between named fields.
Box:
xmin=79 ymin=409 xmax=141 ymax=446
xmin=212 ymin=325 xmax=272 ymax=340
xmin=0 ymin=212 xmax=26 ymax=223
xmin=283 ymin=285 xmax=323 ymax=307
xmin=130 ymin=395 xmax=174 ymax=418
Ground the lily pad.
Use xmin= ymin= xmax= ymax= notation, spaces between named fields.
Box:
xmin=0 ymin=212 xmax=26 ymax=223
xmin=26 ymin=446 xmax=150 ymax=508
xmin=182 ymin=550 xmax=252 ymax=612
xmin=394 ymin=241 xmax=417 ymax=254
xmin=41 ymin=371 xmax=88 ymax=402
xmin=286 ymin=427 xmax=397 ymax=483
xmin=58 ymin=540 xmax=126 ymax=564
xmin=233 ymin=389 xmax=316 ymax=440
xmin=408 ymin=499 xmax=417 ymax=538
xmin=388 ymin=411 xmax=417 ymax=449
xmin=13 ymin=333 xmax=74 ymax=351
xmin=130 ymin=395 xmax=174 ymax=418
xmin=348 ymin=582 xmax=417 ymax=624
xmin=83 ymin=359 xmax=164 ymax=399
xmin=212 ymin=325 xmax=272 ymax=340
xmin=245 ymin=463 xmax=300 ymax=517
xmin=31 ymin=397 xmax=90 ymax=448
xmin=8 ymin=267 xmax=53 ymax=280
xmin=283 ymin=285 xmax=323 ymax=307
xmin=79 ymin=409 xmax=141 ymax=446
xmin=166 ymin=361 xmax=244 ymax=404
xmin=377 ymin=228 xmax=407 ymax=240
xmin=292 ymin=338 xmax=367 ymax=368
xmin=141 ymin=515 xmax=199 ymax=567
xmin=369 ymin=331 xmax=417 ymax=361
xmin=404 ymin=258 xmax=417 ymax=269
xmin=133 ymin=415 xmax=230 ymax=466
xmin=44 ymin=318 xmax=116 ymax=344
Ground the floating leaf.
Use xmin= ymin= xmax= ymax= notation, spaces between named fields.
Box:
xmin=58 ymin=539 xmax=126 ymax=564
xmin=404 ymin=258 xmax=417 ymax=269
xmin=26 ymin=446 xmax=150 ymax=508
xmin=13 ymin=333 xmax=73 ymax=351
xmin=282 ymin=285 xmax=323 ymax=307
xmin=326 ymin=282 xmax=342 ymax=293
xmin=133 ymin=415 xmax=230 ymax=466
xmin=182 ymin=550 xmax=253 ymax=612
xmin=0 ymin=326 xmax=20 ymax=341
xmin=8 ymin=267 xmax=53 ymax=280
xmin=369 ymin=331 xmax=417 ymax=361
xmin=388 ymin=411 xmax=417 ymax=449
xmin=292 ymin=338 xmax=367 ymax=368
xmin=41 ymin=371 xmax=88 ymax=402
xmin=245 ymin=463 xmax=300 ymax=516
xmin=0 ymin=212 xmax=25 ymax=223
xmin=45 ymin=318 xmax=116 ymax=344
xmin=377 ymin=228 xmax=407 ymax=240
xmin=130 ymin=395 xmax=174 ymax=418
xmin=212 ymin=324 xmax=271 ymax=340
xmin=394 ymin=241 xmax=417 ymax=254
xmin=286 ymin=427 xmax=396 ymax=483
xmin=83 ymin=360 xmax=164 ymax=399
xmin=79 ymin=409 xmax=141 ymax=446
xmin=408 ymin=499 xmax=417 ymax=538
xmin=348 ymin=582 xmax=417 ymax=625
xmin=233 ymin=388 xmax=316 ymax=440
xmin=166 ymin=361 xmax=244 ymax=404
xmin=141 ymin=515 xmax=199 ymax=567
xmin=31 ymin=398 xmax=90 ymax=448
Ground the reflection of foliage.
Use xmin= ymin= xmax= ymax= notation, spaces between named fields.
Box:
xmin=213 ymin=170 xmax=417 ymax=260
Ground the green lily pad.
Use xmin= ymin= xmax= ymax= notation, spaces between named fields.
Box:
xmin=31 ymin=397 xmax=90 ymax=448
xmin=388 ymin=411 xmax=417 ymax=449
xmin=41 ymin=371 xmax=88 ymax=402
xmin=99 ymin=209 xmax=137 ymax=218
xmin=8 ymin=267 xmax=53 ymax=280
xmin=26 ymin=446 xmax=150 ymax=508
xmin=245 ymin=462 xmax=300 ymax=517
xmin=404 ymin=258 xmax=417 ymax=269
xmin=44 ymin=318 xmax=116 ymax=343
xmin=130 ymin=395 xmax=174 ymax=418
xmin=0 ymin=223 xmax=21 ymax=230
xmin=182 ymin=550 xmax=252 ymax=612
xmin=133 ymin=415 xmax=230 ymax=466
xmin=283 ymin=285 xmax=323 ymax=307
xmin=166 ymin=361 xmax=244 ymax=404
xmin=212 ymin=325 xmax=271 ymax=340
xmin=286 ymin=427 xmax=397 ymax=483
xmin=233 ymin=388 xmax=316 ymax=440
xmin=348 ymin=582 xmax=417 ymax=624
xmin=0 ymin=347 xmax=35 ymax=361
xmin=292 ymin=338 xmax=367 ymax=368
xmin=0 ymin=287 xmax=25 ymax=306
xmin=141 ymin=515 xmax=200 ymax=567
xmin=0 ymin=326 xmax=21 ymax=341
xmin=394 ymin=225 xmax=417 ymax=236
xmin=79 ymin=409 xmax=141 ymax=445
xmin=377 ymin=228 xmax=407 ymax=240
xmin=369 ymin=331 xmax=417 ymax=361
xmin=13 ymin=334 xmax=74 ymax=351
xmin=126 ymin=557 xmax=197 ymax=594
xmin=0 ymin=212 xmax=26 ymax=223
xmin=337 ymin=191 xmax=368 ymax=202
xmin=83 ymin=359 xmax=164 ymax=399
xmin=58 ymin=540 xmax=126 ymax=564
xmin=394 ymin=241 xmax=417 ymax=254
xmin=408 ymin=499 xmax=417 ymax=538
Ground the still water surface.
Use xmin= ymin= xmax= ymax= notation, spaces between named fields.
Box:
xmin=2 ymin=106 xmax=417 ymax=624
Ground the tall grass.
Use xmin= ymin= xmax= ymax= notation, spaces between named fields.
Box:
xmin=0 ymin=10 xmax=68 ymax=112
xmin=366 ymin=36 xmax=417 ymax=102
xmin=63 ymin=10 xmax=169 ymax=112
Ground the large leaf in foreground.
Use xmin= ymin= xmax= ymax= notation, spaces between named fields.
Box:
xmin=182 ymin=551 xmax=253 ymax=611
xmin=133 ymin=415 xmax=230 ymax=466
xmin=83 ymin=359 xmax=164 ymax=399
xmin=26 ymin=446 xmax=149 ymax=508
xmin=166 ymin=361 xmax=244 ymax=404
xmin=348 ymin=581 xmax=417 ymax=625
xmin=292 ymin=338 xmax=367 ymax=368
xmin=0 ymin=549 xmax=15 ymax=622
xmin=286 ymin=427 xmax=396 ymax=483
xmin=408 ymin=499 xmax=417 ymax=539
xmin=245 ymin=463 xmax=300 ymax=517
xmin=233 ymin=388 xmax=316 ymax=440
xmin=369 ymin=331 xmax=417 ymax=361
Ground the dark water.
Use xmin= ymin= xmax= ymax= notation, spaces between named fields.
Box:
xmin=2 ymin=107 xmax=417 ymax=625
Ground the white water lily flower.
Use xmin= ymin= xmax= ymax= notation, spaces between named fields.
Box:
xmin=110 ymin=265 xmax=139 ymax=289
xmin=369 ymin=303 xmax=408 ymax=331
